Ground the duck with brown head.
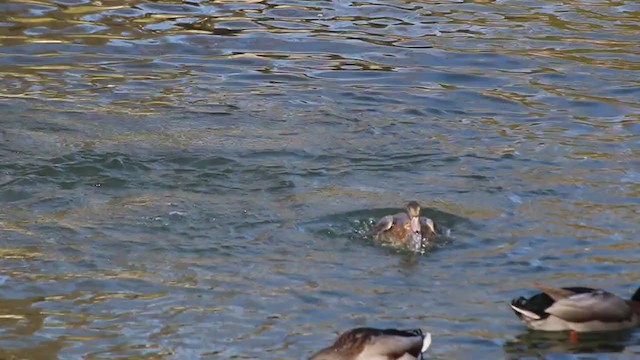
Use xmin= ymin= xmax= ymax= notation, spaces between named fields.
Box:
xmin=372 ymin=201 xmax=438 ymax=252
xmin=309 ymin=327 xmax=432 ymax=360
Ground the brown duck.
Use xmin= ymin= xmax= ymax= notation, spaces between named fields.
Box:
xmin=372 ymin=201 xmax=437 ymax=251
xmin=309 ymin=327 xmax=432 ymax=360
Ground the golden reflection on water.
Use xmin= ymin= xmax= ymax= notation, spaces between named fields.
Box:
xmin=1 ymin=0 xmax=639 ymax=359
xmin=0 ymin=296 xmax=65 ymax=360
xmin=1 ymin=0 xmax=638 ymax=109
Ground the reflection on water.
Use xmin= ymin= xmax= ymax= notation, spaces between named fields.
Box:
xmin=1 ymin=0 xmax=640 ymax=358
xmin=504 ymin=330 xmax=635 ymax=359
xmin=0 ymin=295 xmax=62 ymax=360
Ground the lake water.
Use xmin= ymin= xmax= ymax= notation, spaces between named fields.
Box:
xmin=1 ymin=0 xmax=639 ymax=359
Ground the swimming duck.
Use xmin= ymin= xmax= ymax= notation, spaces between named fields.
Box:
xmin=372 ymin=201 xmax=437 ymax=251
xmin=309 ymin=327 xmax=431 ymax=360
xmin=510 ymin=284 xmax=640 ymax=332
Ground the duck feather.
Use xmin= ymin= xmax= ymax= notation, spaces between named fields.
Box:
xmin=545 ymin=290 xmax=632 ymax=323
xmin=310 ymin=327 xmax=428 ymax=360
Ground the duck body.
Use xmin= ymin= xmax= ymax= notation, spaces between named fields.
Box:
xmin=372 ymin=201 xmax=438 ymax=252
xmin=309 ymin=327 xmax=431 ymax=360
xmin=510 ymin=284 xmax=640 ymax=332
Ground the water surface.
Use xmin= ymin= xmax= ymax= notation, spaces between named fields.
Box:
xmin=1 ymin=0 xmax=639 ymax=359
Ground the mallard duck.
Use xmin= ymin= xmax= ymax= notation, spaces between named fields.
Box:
xmin=372 ymin=201 xmax=438 ymax=251
xmin=510 ymin=284 xmax=640 ymax=332
xmin=309 ymin=327 xmax=431 ymax=360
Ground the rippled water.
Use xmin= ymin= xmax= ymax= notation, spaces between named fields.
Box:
xmin=1 ymin=0 xmax=639 ymax=358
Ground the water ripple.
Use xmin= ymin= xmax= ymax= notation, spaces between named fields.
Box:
xmin=1 ymin=0 xmax=639 ymax=359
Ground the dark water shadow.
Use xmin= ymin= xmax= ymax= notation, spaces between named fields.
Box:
xmin=300 ymin=206 xmax=477 ymax=255
xmin=503 ymin=329 xmax=636 ymax=359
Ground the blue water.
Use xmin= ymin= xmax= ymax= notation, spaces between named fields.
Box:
xmin=0 ymin=0 xmax=639 ymax=358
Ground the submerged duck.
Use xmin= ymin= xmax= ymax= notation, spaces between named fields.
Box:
xmin=372 ymin=201 xmax=438 ymax=251
xmin=510 ymin=284 xmax=640 ymax=332
xmin=309 ymin=327 xmax=431 ymax=360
